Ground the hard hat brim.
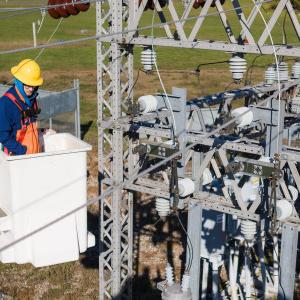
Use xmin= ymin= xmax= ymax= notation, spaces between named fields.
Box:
xmin=11 ymin=65 xmax=43 ymax=87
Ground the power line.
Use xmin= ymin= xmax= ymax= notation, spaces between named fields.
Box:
xmin=0 ymin=0 xmax=273 ymax=55
xmin=0 ymin=0 xmax=98 ymax=13
xmin=0 ymin=0 xmax=100 ymax=20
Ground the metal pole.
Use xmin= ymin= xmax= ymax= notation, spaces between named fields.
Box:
xmin=74 ymin=79 xmax=81 ymax=139
xmin=186 ymin=200 xmax=202 ymax=300
xmin=32 ymin=22 xmax=37 ymax=48
xmin=210 ymin=255 xmax=220 ymax=300
xmin=278 ymin=224 xmax=299 ymax=300
xmin=273 ymin=234 xmax=279 ymax=295
xmin=201 ymin=259 xmax=208 ymax=300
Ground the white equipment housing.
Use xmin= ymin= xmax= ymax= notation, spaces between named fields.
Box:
xmin=0 ymin=133 xmax=94 ymax=267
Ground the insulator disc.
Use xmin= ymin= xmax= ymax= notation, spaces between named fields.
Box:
xmin=56 ymin=0 xmax=70 ymax=18
xmin=48 ymin=0 xmax=61 ymax=19
xmin=193 ymin=0 xmax=203 ymax=8
xmin=65 ymin=0 xmax=80 ymax=15
xmin=147 ymin=0 xmax=155 ymax=10
xmin=193 ymin=0 xmax=225 ymax=8
xmin=74 ymin=0 xmax=90 ymax=12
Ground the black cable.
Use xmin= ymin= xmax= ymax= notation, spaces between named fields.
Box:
xmin=176 ymin=212 xmax=194 ymax=273
xmin=195 ymin=60 xmax=229 ymax=73
xmin=244 ymin=54 xmax=263 ymax=85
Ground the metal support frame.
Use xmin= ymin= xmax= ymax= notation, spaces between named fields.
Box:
xmin=97 ymin=1 xmax=300 ymax=299
xmin=278 ymin=224 xmax=299 ymax=300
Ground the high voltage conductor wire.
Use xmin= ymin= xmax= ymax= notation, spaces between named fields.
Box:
xmin=0 ymin=0 xmax=100 ymax=20
xmin=4 ymin=17 xmax=64 ymax=86
xmin=0 ymin=0 xmax=273 ymax=55
xmin=0 ymin=85 xmax=289 ymax=253
xmin=0 ymin=0 xmax=96 ymax=12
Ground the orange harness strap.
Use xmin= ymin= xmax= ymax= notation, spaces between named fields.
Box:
xmin=3 ymin=92 xmax=27 ymax=143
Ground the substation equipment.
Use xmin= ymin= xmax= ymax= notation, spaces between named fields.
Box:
xmin=97 ymin=0 xmax=300 ymax=299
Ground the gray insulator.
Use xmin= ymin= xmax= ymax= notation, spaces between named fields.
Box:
xmin=265 ymin=65 xmax=276 ymax=85
xmin=166 ymin=263 xmax=174 ymax=286
xmin=161 ymin=283 xmax=192 ymax=300
xmin=181 ymin=274 xmax=190 ymax=292
xmin=275 ymin=62 xmax=289 ymax=82
xmin=155 ymin=198 xmax=170 ymax=217
xmin=229 ymin=56 xmax=247 ymax=82
xmin=291 ymin=61 xmax=300 ymax=79
xmin=141 ymin=47 xmax=157 ymax=72
xmin=241 ymin=220 xmax=257 ymax=242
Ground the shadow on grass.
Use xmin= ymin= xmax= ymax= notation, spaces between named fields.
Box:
xmin=81 ymin=121 xmax=93 ymax=140
xmin=80 ymin=211 xmax=99 ymax=269
xmin=81 ymin=192 xmax=189 ymax=298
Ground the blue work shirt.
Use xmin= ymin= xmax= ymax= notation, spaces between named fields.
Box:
xmin=0 ymin=86 xmax=37 ymax=155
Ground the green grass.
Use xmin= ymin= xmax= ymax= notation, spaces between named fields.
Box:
xmin=0 ymin=0 xmax=297 ymax=142
xmin=0 ymin=1 xmax=299 ymax=72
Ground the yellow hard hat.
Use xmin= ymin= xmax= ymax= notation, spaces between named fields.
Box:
xmin=11 ymin=59 xmax=43 ymax=87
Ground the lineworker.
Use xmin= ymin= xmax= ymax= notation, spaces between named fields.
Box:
xmin=0 ymin=59 xmax=43 ymax=155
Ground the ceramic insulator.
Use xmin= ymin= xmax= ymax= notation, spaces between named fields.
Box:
xmin=229 ymin=56 xmax=247 ymax=82
xmin=141 ymin=47 xmax=157 ymax=72
xmin=138 ymin=95 xmax=158 ymax=113
xmin=275 ymin=62 xmax=289 ymax=82
xmin=181 ymin=274 xmax=190 ymax=292
xmin=231 ymin=106 xmax=254 ymax=128
xmin=178 ymin=178 xmax=195 ymax=197
xmin=155 ymin=198 xmax=170 ymax=217
xmin=276 ymin=199 xmax=293 ymax=221
xmin=291 ymin=61 xmax=300 ymax=79
xmin=241 ymin=220 xmax=257 ymax=241
xmin=166 ymin=263 xmax=174 ymax=286
xmin=265 ymin=65 xmax=276 ymax=85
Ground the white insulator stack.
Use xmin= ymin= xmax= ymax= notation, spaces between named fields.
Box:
xmin=265 ymin=65 xmax=276 ymax=85
xmin=178 ymin=178 xmax=195 ymax=197
xmin=276 ymin=199 xmax=293 ymax=221
xmin=138 ymin=95 xmax=158 ymax=113
xmin=229 ymin=56 xmax=247 ymax=82
xmin=291 ymin=61 xmax=300 ymax=79
xmin=155 ymin=198 xmax=170 ymax=217
xmin=141 ymin=47 xmax=157 ymax=72
xmin=166 ymin=263 xmax=174 ymax=286
xmin=275 ymin=62 xmax=289 ymax=82
xmin=181 ymin=274 xmax=190 ymax=292
xmin=161 ymin=266 xmax=192 ymax=300
xmin=231 ymin=106 xmax=254 ymax=128
xmin=241 ymin=220 xmax=257 ymax=242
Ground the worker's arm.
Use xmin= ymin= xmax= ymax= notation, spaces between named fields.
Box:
xmin=0 ymin=101 xmax=26 ymax=155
